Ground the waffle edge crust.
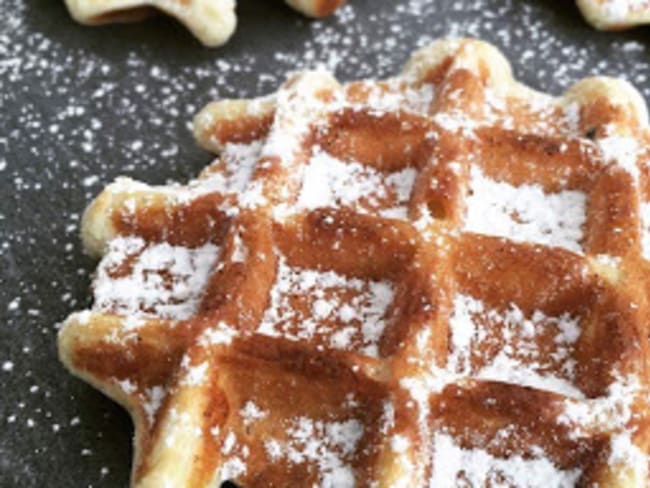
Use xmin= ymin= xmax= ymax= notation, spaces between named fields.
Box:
xmin=59 ymin=38 xmax=650 ymax=487
xmin=64 ymin=0 xmax=346 ymax=47
xmin=577 ymin=0 xmax=650 ymax=30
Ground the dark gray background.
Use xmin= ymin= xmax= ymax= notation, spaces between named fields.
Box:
xmin=2 ymin=0 xmax=650 ymax=486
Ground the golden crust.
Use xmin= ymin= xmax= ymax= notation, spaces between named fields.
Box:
xmin=60 ymin=38 xmax=650 ymax=486
xmin=64 ymin=0 xmax=346 ymax=47
xmin=64 ymin=0 xmax=237 ymax=46
xmin=285 ymin=0 xmax=347 ymax=18
xmin=577 ymin=0 xmax=650 ymax=30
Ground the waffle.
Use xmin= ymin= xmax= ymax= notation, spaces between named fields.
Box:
xmin=64 ymin=0 xmax=346 ymax=47
xmin=577 ymin=0 xmax=650 ymax=29
xmin=59 ymin=38 xmax=650 ymax=486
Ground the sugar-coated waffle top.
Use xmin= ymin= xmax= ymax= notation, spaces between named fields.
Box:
xmin=578 ymin=0 xmax=650 ymax=29
xmin=59 ymin=38 xmax=650 ymax=487
xmin=64 ymin=0 xmax=346 ymax=47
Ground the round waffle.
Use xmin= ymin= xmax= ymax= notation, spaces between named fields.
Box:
xmin=59 ymin=38 xmax=650 ymax=486
xmin=64 ymin=0 xmax=346 ymax=47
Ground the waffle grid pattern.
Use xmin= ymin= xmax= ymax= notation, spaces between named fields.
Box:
xmin=60 ymin=39 xmax=650 ymax=486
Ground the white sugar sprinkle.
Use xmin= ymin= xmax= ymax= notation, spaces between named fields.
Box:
xmin=429 ymin=432 xmax=582 ymax=487
xmin=182 ymin=360 xmax=209 ymax=387
xmin=239 ymin=401 xmax=268 ymax=426
xmin=258 ymin=255 xmax=394 ymax=357
xmin=597 ymin=134 xmax=640 ymax=179
xmin=199 ymin=321 xmax=238 ymax=346
xmin=640 ymin=202 xmax=650 ymax=259
xmin=264 ymin=417 xmax=363 ymax=488
xmin=464 ymin=166 xmax=586 ymax=253
xmin=93 ymin=237 xmax=220 ymax=321
xmin=448 ymin=293 xmax=583 ymax=398
xmin=297 ymin=150 xmax=416 ymax=220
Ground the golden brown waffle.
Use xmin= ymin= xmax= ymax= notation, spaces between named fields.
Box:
xmin=59 ymin=38 xmax=650 ymax=486
xmin=577 ymin=0 xmax=650 ymax=29
xmin=64 ymin=0 xmax=346 ymax=47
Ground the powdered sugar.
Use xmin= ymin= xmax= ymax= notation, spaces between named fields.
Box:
xmin=258 ymin=256 xmax=394 ymax=357
xmin=219 ymin=456 xmax=247 ymax=480
xmin=197 ymin=141 xmax=262 ymax=196
xmin=181 ymin=359 xmax=209 ymax=387
xmin=261 ymin=70 xmax=338 ymax=165
xmin=429 ymin=432 xmax=582 ymax=487
xmin=597 ymin=134 xmax=640 ymax=179
xmin=640 ymin=202 xmax=650 ymax=259
xmin=297 ymin=150 xmax=416 ymax=220
xmin=608 ymin=431 xmax=647 ymax=478
xmin=464 ymin=166 xmax=587 ymax=253
xmin=214 ymin=430 xmax=251 ymax=483
xmin=448 ymin=294 xmax=583 ymax=398
xmin=263 ymin=417 xmax=363 ymax=488
xmin=93 ymin=237 xmax=219 ymax=321
xmin=116 ymin=379 xmax=136 ymax=395
xmin=142 ymin=385 xmax=166 ymax=426
xmin=239 ymin=401 xmax=268 ymax=426
xmin=600 ymin=0 xmax=650 ymax=19
xmin=198 ymin=321 xmax=238 ymax=346
xmin=557 ymin=374 xmax=645 ymax=476
xmin=358 ymin=80 xmax=435 ymax=115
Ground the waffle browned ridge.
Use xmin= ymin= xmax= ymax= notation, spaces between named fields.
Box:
xmin=59 ymin=38 xmax=650 ymax=486
xmin=64 ymin=0 xmax=346 ymax=47
xmin=577 ymin=0 xmax=650 ymax=29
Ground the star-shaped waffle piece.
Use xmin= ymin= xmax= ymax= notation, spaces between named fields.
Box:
xmin=60 ymin=38 xmax=650 ymax=486
xmin=577 ymin=0 xmax=650 ymax=29
xmin=64 ymin=0 xmax=346 ymax=47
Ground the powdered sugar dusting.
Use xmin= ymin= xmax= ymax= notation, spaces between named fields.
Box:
xmin=464 ymin=166 xmax=587 ymax=252
xmin=640 ymin=202 xmax=650 ymax=259
xmin=600 ymin=0 xmax=650 ymax=19
xmin=296 ymin=150 xmax=416 ymax=220
xmin=263 ymin=417 xmax=364 ymax=488
xmin=239 ymin=401 xmax=268 ymax=426
xmin=258 ymin=256 xmax=394 ymax=357
xmin=608 ymin=431 xmax=647 ymax=478
xmin=198 ymin=321 xmax=238 ymax=346
xmin=181 ymin=359 xmax=209 ymax=387
xmin=356 ymin=80 xmax=435 ymax=115
xmin=448 ymin=294 xmax=583 ymax=398
xmin=429 ymin=432 xmax=582 ymax=487
xmin=197 ymin=141 xmax=262 ymax=196
xmin=219 ymin=456 xmax=247 ymax=480
xmin=597 ymin=134 xmax=640 ymax=179
xmin=260 ymin=70 xmax=338 ymax=167
xmin=93 ymin=237 xmax=220 ymax=320
xmin=558 ymin=374 xmax=645 ymax=476
xmin=142 ymin=386 xmax=166 ymax=426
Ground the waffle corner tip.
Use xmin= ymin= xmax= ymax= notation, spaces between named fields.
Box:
xmin=577 ymin=0 xmax=650 ymax=31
